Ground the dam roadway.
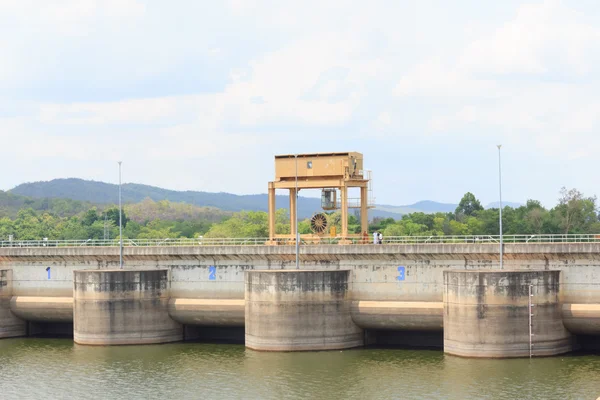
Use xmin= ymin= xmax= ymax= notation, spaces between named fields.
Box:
xmin=0 ymin=237 xmax=599 ymax=357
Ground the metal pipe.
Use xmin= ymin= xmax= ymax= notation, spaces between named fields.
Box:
xmin=295 ymin=154 xmax=299 ymax=269
xmin=497 ymin=145 xmax=503 ymax=269
xmin=118 ymin=161 xmax=123 ymax=269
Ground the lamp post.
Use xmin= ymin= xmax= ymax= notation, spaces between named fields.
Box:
xmin=497 ymin=145 xmax=503 ymax=269
xmin=295 ymin=154 xmax=299 ymax=269
xmin=118 ymin=161 xmax=123 ymax=270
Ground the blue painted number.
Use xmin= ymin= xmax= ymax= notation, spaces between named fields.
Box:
xmin=46 ymin=267 xmax=51 ymax=280
xmin=397 ymin=266 xmax=405 ymax=281
xmin=208 ymin=266 xmax=216 ymax=281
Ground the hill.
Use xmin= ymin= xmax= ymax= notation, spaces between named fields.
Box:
xmin=10 ymin=178 xmax=469 ymax=219
xmin=0 ymin=190 xmax=93 ymax=219
xmin=375 ymin=200 xmax=458 ymax=216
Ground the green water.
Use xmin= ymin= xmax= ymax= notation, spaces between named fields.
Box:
xmin=0 ymin=339 xmax=599 ymax=400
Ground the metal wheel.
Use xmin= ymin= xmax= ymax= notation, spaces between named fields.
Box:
xmin=310 ymin=213 xmax=328 ymax=234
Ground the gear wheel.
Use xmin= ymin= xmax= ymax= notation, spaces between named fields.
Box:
xmin=310 ymin=213 xmax=328 ymax=234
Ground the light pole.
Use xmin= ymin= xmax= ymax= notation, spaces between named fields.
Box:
xmin=118 ymin=161 xmax=123 ymax=270
xmin=497 ymin=145 xmax=503 ymax=269
xmin=295 ymin=154 xmax=299 ymax=269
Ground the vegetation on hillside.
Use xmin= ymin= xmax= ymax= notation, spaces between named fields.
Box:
xmin=0 ymin=187 xmax=597 ymax=241
xmin=0 ymin=197 xmax=231 ymax=241
xmin=0 ymin=190 xmax=92 ymax=219
xmin=9 ymin=178 xmax=440 ymax=219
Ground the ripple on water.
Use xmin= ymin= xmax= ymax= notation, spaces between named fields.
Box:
xmin=0 ymin=339 xmax=599 ymax=400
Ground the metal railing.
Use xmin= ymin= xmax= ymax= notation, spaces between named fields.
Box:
xmin=0 ymin=234 xmax=599 ymax=248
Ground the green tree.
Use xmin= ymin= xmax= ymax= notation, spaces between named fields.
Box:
xmin=397 ymin=220 xmax=428 ymax=236
xmin=448 ymin=220 xmax=469 ymax=235
xmin=554 ymin=187 xmax=598 ymax=234
xmin=465 ymin=216 xmax=485 ymax=235
xmin=456 ymin=192 xmax=484 ymax=217
xmin=81 ymin=208 xmax=99 ymax=226
xmin=204 ymin=211 xmax=269 ymax=238
xmin=409 ymin=212 xmax=435 ymax=230
xmin=13 ymin=209 xmax=43 ymax=239
xmin=369 ymin=217 xmax=396 ymax=233
xmin=102 ymin=207 xmax=128 ymax=228
xmin=0 ymin=217 xmax=14 ymax=239
xmin=475 ymin=209 xmax=500 ymax=235
xmin=123 ymin=220 xmax=142 ymax=239
xmin=274 ymin=209 xmax=290 ymax=235
xmin=432 ymin=215 xmax=448 ymax=235
xmin=298 ymin=219 xmax=312 ymax=234
xmin=383 ymin=223 xmax=405 ymax=237
xmin=137 ymin=220 xmax=178 ymax=239
xmin=57 ymin=217 xmax=88 ymax=240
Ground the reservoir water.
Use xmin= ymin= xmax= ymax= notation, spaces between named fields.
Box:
xmin=0 ymin=338 xmax=598 ymax=400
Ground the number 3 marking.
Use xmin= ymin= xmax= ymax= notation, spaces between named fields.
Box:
xmin=397 ymin=266 xmax=405 ymax=281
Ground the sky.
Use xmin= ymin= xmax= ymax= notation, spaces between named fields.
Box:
xmin=1 ymin=0 xmax=599 ymax=207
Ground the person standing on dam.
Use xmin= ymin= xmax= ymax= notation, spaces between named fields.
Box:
xmin=373 ymin=231 xmax=379 ymax=245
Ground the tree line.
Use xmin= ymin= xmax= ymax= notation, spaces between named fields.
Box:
xmin=371 ymin=188 xmax=599 ymax=238
xmin=0 ymin=188 xmax=597 ymax=241
xmin=0 ymin=199 xmax=225 ymax=241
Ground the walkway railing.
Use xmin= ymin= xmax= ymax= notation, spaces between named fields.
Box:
xmin=0 ymin=234 xmax=599 ymax=248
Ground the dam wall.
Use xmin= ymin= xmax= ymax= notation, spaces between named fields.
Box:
xmin=0 ymin=243 xmax=599 ymax=355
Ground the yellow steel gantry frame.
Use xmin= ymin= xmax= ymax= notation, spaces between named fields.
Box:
xmin=267 ymin=152 xmax=371 ymax=245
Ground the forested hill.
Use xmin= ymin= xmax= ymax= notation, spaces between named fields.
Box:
xmin=10 ymin=178 xmax=463 ymax=219
xmin=10 ymin=178 xmax=329 ymax=218
xmin=0 ymin=189 xmax=93 ymax=218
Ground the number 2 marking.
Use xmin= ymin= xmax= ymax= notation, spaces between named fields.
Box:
xmin=208 ymin=266 xmax=216 ymax=281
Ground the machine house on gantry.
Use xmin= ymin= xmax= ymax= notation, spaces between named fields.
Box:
xmin=267 ymin=152 xmax=374 ymax=244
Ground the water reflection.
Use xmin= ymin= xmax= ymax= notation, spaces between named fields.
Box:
xmin=0 ymin=339 xmax=598 ymax=400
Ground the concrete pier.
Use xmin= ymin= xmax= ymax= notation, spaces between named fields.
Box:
xmin=0 ymin=244 xmax=599 ymax=353
xmin=0 ymin=270 xmax=26 ymax=338
xmin=245 ymin=270 xmax=363 ymax=351
xmin=443 ymin=270 xmax=572 ymax=358
xmin=73 ymin=269 xmax=183 ymax=345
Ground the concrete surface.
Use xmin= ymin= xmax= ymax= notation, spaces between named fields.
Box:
xmin=0 ymin=243 xmax=599 ymax=351
xmin=561 ymin=303 xmax=600 ymax=335
xmin=73 ymin=269 xmax=182 ymax=345
xmin=245 ymin=270 xmax=363 ymax=351
xmin=443 ymin=270 xmax=572 ymax=358
xmin=168 ymin=298 xmax=244 ymax=326
xmin=351 ymin=301 xmax=443 ymax=331
xmin=2 ymin=242 xmax=600 ymax=261
xmin=10 ymin=296 xmax=73 ymax=322
xmin=0 ymin=270 xmax=26 ymax=338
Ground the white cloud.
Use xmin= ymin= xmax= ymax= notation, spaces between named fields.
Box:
xmin=0 ymin=0 xmax=145 ymax=29
xmin=394 ymin=0 xmax=600 ymax=161
xmin=395 ymin=59 xmax=497 ymax=98
xmin=220 ymin=33 xmax=369 ymax=127
xmin=1 ymin=0 xmax=600 ymax=205
xmin=39 ymin=95 xmax=206 ymax=125
xmin=458 ymin=1 xmax=600 ymax=76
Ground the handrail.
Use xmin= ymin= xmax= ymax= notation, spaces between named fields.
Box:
xmin=0 ymin=234 xmax=599 ymax=248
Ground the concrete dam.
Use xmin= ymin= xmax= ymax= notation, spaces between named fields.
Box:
xmin=1 ymin=242 xmax=599 ymax=358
